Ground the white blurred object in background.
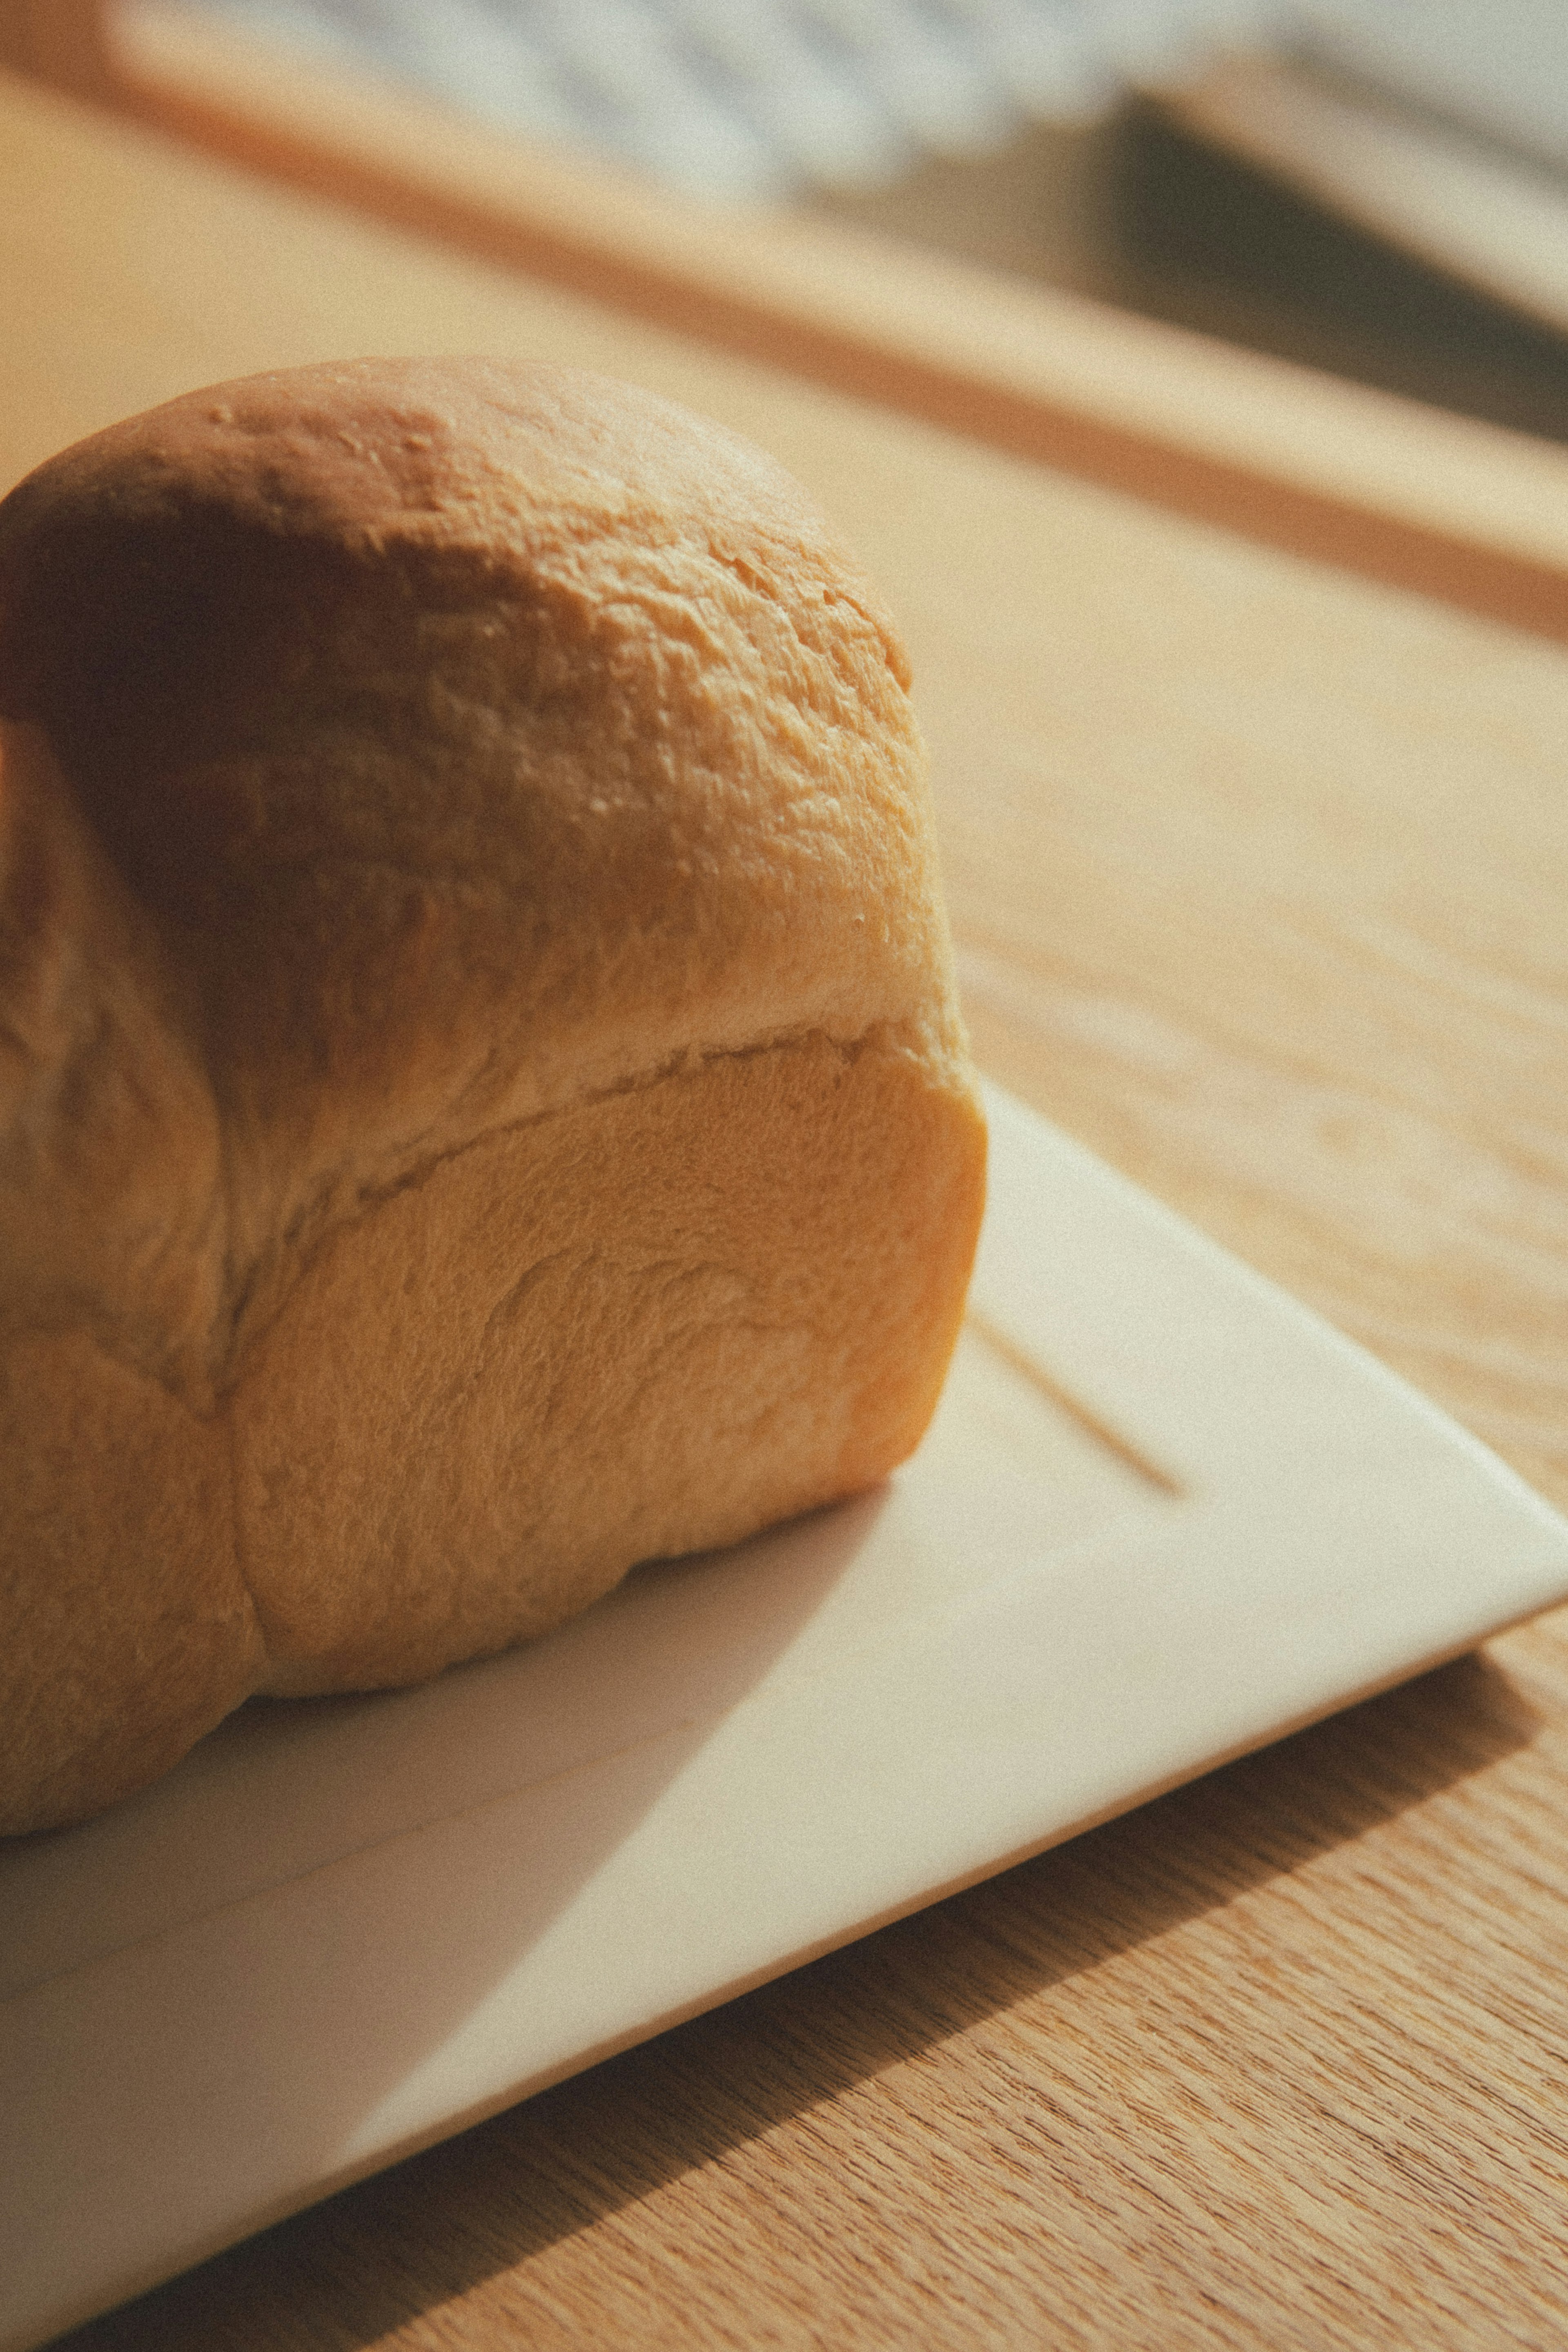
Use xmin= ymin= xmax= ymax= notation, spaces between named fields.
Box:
xmin=116 ymin=0 xmax=1568 ymax=340
xmin=1295 ymin=0 xmax=1568 ymax=178
xmin=166 ymin=0 xmax=1284 ymax=197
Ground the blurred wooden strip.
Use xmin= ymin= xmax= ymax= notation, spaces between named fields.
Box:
xmin=0 ymin=0 xmax=114 ymax=94
xmin=110 ymin=2 xmax=1568 ymax=647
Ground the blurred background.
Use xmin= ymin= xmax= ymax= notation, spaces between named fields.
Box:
xmin=6 ymin=0 xmax=1568 ymax=442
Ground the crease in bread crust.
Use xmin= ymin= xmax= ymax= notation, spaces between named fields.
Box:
xmin=0 ymin=1011 xmax=962 ymax=1420
xmin=201 ymin=1011 xmax=973 ymax=1411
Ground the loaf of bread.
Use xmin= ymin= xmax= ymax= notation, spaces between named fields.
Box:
xmin=0 ymin=359 xmax=985 ymax=1835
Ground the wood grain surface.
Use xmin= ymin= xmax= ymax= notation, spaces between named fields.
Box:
xmin=5 ymin=67 xmax=1568 ymax=2350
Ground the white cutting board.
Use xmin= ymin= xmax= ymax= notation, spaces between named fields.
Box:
xmin=5 ymin=1081 xmax=1568 ymax=2352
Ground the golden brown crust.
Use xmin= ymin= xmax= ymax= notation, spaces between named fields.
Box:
xmin=0 ymin=360 xmax=984 ymax=1833
xmin=0 ymin=1332 xmax=257 ymax=1837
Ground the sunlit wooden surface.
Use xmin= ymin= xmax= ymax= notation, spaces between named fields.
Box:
xmin=6 ymin=65 xmax=1568 ymax=2351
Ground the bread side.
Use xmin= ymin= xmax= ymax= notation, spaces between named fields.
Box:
xmin=239 ymin=1030 xmax=983 ymax=1695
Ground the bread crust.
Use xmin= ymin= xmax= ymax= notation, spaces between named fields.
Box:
xmin=0 ymin=360 xmax=984 ymax=1833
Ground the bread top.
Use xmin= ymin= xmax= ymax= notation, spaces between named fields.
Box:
xmin=0 ymin=359 xmax=968 ymax=1408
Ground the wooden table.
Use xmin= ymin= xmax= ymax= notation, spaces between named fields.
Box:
xmin=8 ymin=62 xmax=1568 ymax=2351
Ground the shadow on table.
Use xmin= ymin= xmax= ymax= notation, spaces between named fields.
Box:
xmin=58 ymin=1644 xmax=1542 ymax=2352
